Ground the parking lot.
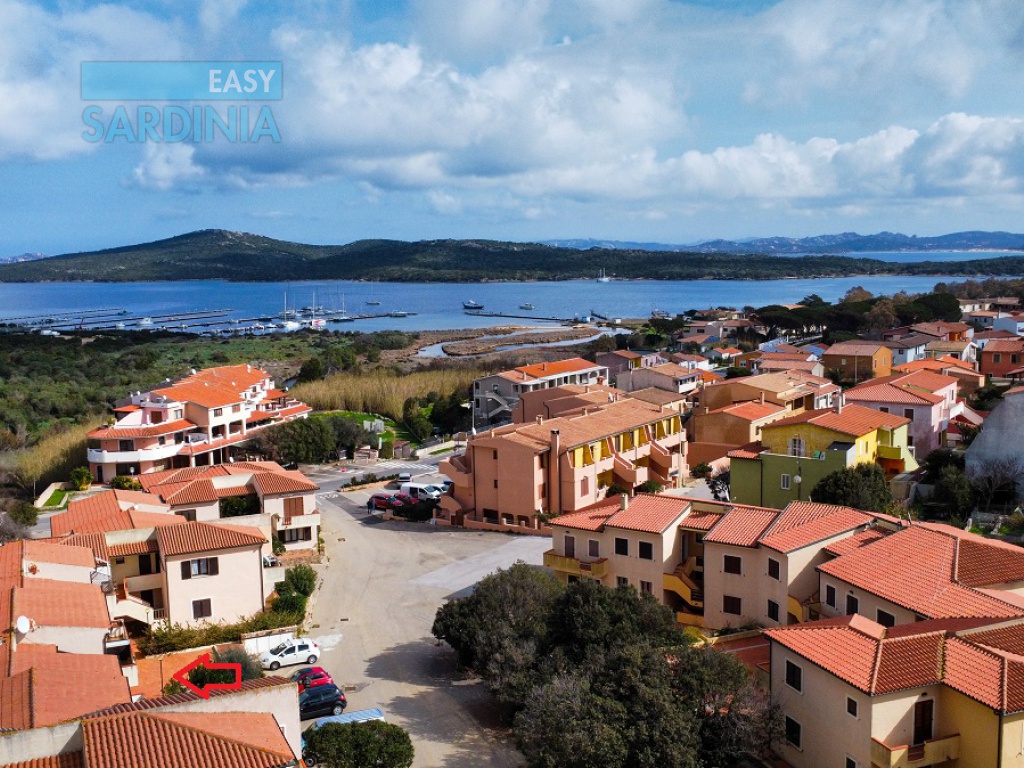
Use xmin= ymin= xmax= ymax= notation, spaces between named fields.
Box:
xmin=304 ymin=489 xmax=549 ymax=767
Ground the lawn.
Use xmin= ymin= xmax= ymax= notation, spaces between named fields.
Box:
xmin=315 ymin=410 xmax=418 ymax=445
xmin=43 ymin=488 xmax=68 ymax=508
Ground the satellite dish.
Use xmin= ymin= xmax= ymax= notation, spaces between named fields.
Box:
xmin=15 ymin=616 xmax=30 ymax=634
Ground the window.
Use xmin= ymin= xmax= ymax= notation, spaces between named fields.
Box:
xmin=232 ymin=404 xmax=241 ymax=413
xmin=784 ymin=717 xmax=801 ymax=748
xmin=780 ymin=474 xmax=791 ymax=490
xmin=723 ymin=595 xmax=742 ymax=615
xmin=724 ymin=555 xmax=742 ymax=574
xmin=994 ymin=353 xmax=1003 ymax=363
xmin=788 ymin=437 xmax=806 ymax=457
xmin=118 ymin=439 xmax=134 ymax=452
xmin=846 ymin=594 xmax=859 ymax=616
xmin=493 ymin=479 xmax=498 ymax=489
xmin=580 ymin=476 xmax=589 ymax=495
xmin=879 ymin=406 xmax=889 ymax=413
xmin=588 ymin=540 xmax=600 ymax=558
xmin=904 ymin=408 xmax=914 ymax=419
xmin=616 ymin=576 xmax=629 ymax=588
xmin=281 ymin=527 xmax=312 ymax=543
xmin=847 ymin=697 xmax=859 ymax=718
xmin=180 ymin=557 xmax=219 ymax=580
xmin=493 ymin=450 xmax=498 ymax=460
xmin=767 ymin=558 xmax=780 ymax=580
xmin=785 ymin=660 xmax=803 ymax=692
xmin=283 ymin=497 xmax=303 ymax=517
xmin=767 ymin=599 xmax=780 ymax=622
xmin=213 ymin=408 xmax=223 ymax=417
xmin=846 ymin=758 xmax=857 ymax=768
xmin=825 ymin=584 xmax=836 ymax=608
xmin=177 ymin=509 xmax=196 ymax=522
xmin=639 ymin=541 xmax=654 ymax=560
xmin=876 ymin=609 xmax=896 ymax=628
xmin=614 ymin=538 xmax=629 ymax=556
xmin=640 ymin=580 xmax=653 ymax=595
xmin=192 ymin=598 xmax=212 ymax=619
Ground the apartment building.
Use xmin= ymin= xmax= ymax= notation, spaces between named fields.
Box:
xmin=87 ymin=364 xmax=311 ymax=481
xmin=438 ymin=398 xmax=686 ymax=531
xmin=691 ymin=399 xmax=789 ymax=447
xmin=472 ymin=358 xmax=609 ymax=425
xmin=614 ymin=362 xmax=701 ymax=397
xmin=979 ymin=337 xmax=1024 ymax=377
xmin=700 ymin=372 xmax=839 ymax=414
xmin=513 ymin=382 xmax=621 ymax=423
xmin=729 ymin=403 xmax=917 ymax=508
xmin=821 ymin=341 xmax=893 ymax=383
xmin=844 ymin=370 xmax=963 ymax=456
xmin=595 ymin=349 xmax=664 ymax=379
xmin=893 ymin=356 xmax=985 ymax=395
xmin=881 ymin=332 xmax=934 ymax=367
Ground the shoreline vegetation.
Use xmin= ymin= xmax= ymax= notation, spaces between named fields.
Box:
xmin=3 ymin=230 xmax=1024 ymax=283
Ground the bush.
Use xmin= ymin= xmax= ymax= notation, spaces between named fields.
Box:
xmin=690 ymin=462 xmax=712 ymax=479
xmin=136 ymin=611 xmax=303 ymax=656
xmin=305 ymin=721 xmax=414 ymax=768
xmin=637 ymin=480 xmax=664 ymax=494
xmin=272 ymin=535 xmax=285 ymax=556
xmin=284 ymin=564 xmax=318 ymax=597
xmin=109 ymin=475 xmax=143 ymax=491
xmin=70 ymin=466 xmax=93 ymax=491
xmin=273 ymin=591 xmax=307 ymax=616
xmin=8 ymin=502 xmax=38 ymax=528
xmin=220 ymin=494 xmax=261 ymax=518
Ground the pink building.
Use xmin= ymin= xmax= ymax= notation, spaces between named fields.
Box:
xmin=87 ymin=364 xmax=311 ymax=481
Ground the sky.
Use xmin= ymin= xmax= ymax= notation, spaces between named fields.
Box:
xmin=4 ymin=0 xmax=1024 ymax=256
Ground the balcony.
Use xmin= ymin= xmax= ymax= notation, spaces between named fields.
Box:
xmin=439 ymin=456 xmax=471 ymax=487
xmin=649 ymin=442 xmax=674 ymax=470
xmin=280 ymin=510 xmax=320 ymax=530
xmin=613 ymin=455 xmax=647 ymax=486
xmin=870 ymin=734 xmax=960 ymax=768
xmin=543 ymin=550 xmax=608 ymax=579
xmin=663 ymin=567 xmax=704 ymax=609
xmin=877 ymin=444 xmax=906 ymax=461
xmin=87 ymin=441 xmax=185 ymax=464
xmin=124 ymin=573 xmax=163 ymax=593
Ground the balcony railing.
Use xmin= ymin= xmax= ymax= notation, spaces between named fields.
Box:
xmin=543 ymin=550 xmax=608 ymax=578
xmin=664 ymin=568 xmax=704 ymax=608
xmin=870 ymin=734 xmax=960 ymax=768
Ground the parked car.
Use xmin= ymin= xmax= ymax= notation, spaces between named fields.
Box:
xmin=290 ymin=666 xmax=334 ymax=689
xmin=369 ymin=493 xmax=402 ymax=510
xmin=400 ymin=483 xmax=441 ymax=501
xmin=299 ymin=683 xmax=347 ymax=720
xmin=397 ymin=472 xmax=412 ymax=483
xmin=259 ymin=638 xmax=320 ymax=670
xmin=392 ymin=492 xmax=417 ymax=506
xmin=262 ymin=554 xmax=279 ymax=568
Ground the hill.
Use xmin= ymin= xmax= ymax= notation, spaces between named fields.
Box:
xmin=3 ymin=229 xmax=1024 ymax=283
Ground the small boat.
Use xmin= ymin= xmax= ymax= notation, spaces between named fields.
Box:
xmin=651 ymin=309 xmax=671 ymax=320
xmin=463 ymin=300 xmax=484 ymax=310
xmin=115 ymin=322 xmax=126 ymax=329
xmin=277 ymin=320 xmax=301 ymax=331
xmin=389 ymin=310 xmax=410 ymax=318
xmin=308 ymin=318 xmax=326 ymax=329
xmin=139 ymin=317 xmax=153 ymax=326
xmin=597 ymin=269 xmax=611 ymax=283
xmin=519 ymin=303 xmax=535 ymax=310
xmin=366 ymin=299 xmax=381 ymax=306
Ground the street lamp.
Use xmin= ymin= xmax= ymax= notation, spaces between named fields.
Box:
xmin=794 ymin=462 xmax=803 ymax=501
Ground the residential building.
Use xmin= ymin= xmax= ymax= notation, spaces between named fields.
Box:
xmin=979 ymin=337 xmax=1024 ymax=378
xmin=706 ymin=346 xmax=743 ymax=363
xmin=471 ymin=358 xmax=608 ymax=425
xmin=513 ymin=383 xmax=621 ymax=423
xmin=844 ymin=370 xmax=962 ymax=456
xmin=880 ymin=333 xmax=933 ymax=367
xmin=966 ymin=390 xmax=1024 ymax=501
xmin=614 ymin=362 xmax=701 ymax=397
xmin=87 ymin=364 xmax=311 ymax=481
xmin=675 ymin=333 xmax=720 ymax=352
xmin=910 ymin=321 xmax=974 ymax=341
xmin=595 ymin=349 xmax=663 ymax=379
xmin=821 ymin=341 xmax=892 ymax=382
xmin=53 ymin=495 xmax=268 ymax=628
xmin=754 ymin=353 xmax=825 ymax=378
xmin=729 ymin=403 xmax=917 ymax=508
xmin=893 ymin=356 xmax=985 ymax=395
xmin=962 ymin=309 xmax=1003 ymax=328
xmin=691 ymin=399 xmax=789 ymax=451
xmin=973 ymin=328 xmax=1019 ymax=349
xmin=626 ymin=387 xmax=690 ymax=413
xmin=993 ymin=312 xmax=1024 ymax=335
xmin=700 ymin=372 xmax=839 ymax=415
xmin=925 ymin=338 xmax=976 ymax=364
xmin=0 ymin=677 xmax=302 ymax=766
xmin=669 ymin=352 xmax=712 ymax=371
xmin=438 ymin=399 xmax=686 ymax=531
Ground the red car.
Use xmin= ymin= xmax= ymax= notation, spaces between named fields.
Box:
xmin=369 ymin=493 xmax=402 ymax=510
xmin=392 ymin=493 xmax=417 ymax=506
xmin=291 ymin=666 xmax=334 ymax=689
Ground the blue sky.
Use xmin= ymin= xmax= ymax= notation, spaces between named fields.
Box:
xmin=4 ymin=0 xmax=1024 ymax=256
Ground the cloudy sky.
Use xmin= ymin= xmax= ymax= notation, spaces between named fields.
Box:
xmin=4 ymin=0 xmax=1024 ymax=256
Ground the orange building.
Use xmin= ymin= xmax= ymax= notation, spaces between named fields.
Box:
xmin=821 ymin=341 xmax=892 ymax=382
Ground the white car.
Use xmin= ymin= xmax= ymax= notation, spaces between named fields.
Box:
xmin=260 ymin=638 xmax=320 ymax=671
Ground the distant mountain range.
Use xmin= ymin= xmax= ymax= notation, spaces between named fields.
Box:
xmin=0 ymin=252 xmax=48 ymax=264
xmin=3 ymin=229 xmax=1024 ymax=283
xmin=544 ymin=231 xmax=1024 ymax=254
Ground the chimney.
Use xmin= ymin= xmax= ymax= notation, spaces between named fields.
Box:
xmin=760 ymin=391 xmax=765 ymax=405
xmin=550 ymin=429 xmax=560 ymax=455
xmin=835 ymin=395 xmax=844 ymax=414
xmin=536 ymin=415 xmax=544 ymax=424
xmin=619 ymin=494 xmax=629 ymax=511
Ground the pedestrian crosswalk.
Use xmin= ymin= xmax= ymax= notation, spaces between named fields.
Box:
xmin=372 ymin=461 xmax=436 ymax=475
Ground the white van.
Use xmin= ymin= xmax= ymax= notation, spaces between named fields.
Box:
xmin=401 ymin=482 xmax=441 ymax=501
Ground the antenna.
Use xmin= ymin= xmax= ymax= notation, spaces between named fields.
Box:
xmin=15 ymin=616 xmax=31 ymax=635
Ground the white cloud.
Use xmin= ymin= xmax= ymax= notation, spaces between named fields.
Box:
xmin=131 ymin=144 xmax=207 ymax=190
xmin=199 ymin=0 xmax=248 ymax=37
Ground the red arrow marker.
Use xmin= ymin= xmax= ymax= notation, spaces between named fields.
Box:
xmin=170 ymin=652 xmax=243 ymax=699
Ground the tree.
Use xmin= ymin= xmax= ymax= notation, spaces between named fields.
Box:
xmin=637 ymin=480 xmax=664 ymax=494
xmin=284 ymin=564 xmax=317 ymax=597
xmin=219 ymin=494 xmax=260 ymax=517
xmin=921 ymin=448 xmax=965 ymax=484
xmin=297 ymin=357 xmax=325 ymax=383
xmin=162 ymin=646 xmax=263 ymax=695
xmin=863 ymin=299 xmax=898 ymax=336
xmin=690 ymin=462 xmax=712 ymax=479
xmin=70 ymin=466 xmax=92 ymax=491
xmin=7 ymin=502 xmax=38 ymax=527
xmin=706 ymin=469 xmax=731 ymax=502
xmin=841 ymin=286 xmax=874 ymax=304
xmin=932 ymin=465 xmax=974 ymax=520
xmin=109 ymin=475 xmax=142 ymax=490
xmin=810 ymin=464 xmax=892 ymax=512
xmin=968 ymin=456 xmax=1023 ymax=512
xmin=304 ymin=721 xmax=414 ymax=768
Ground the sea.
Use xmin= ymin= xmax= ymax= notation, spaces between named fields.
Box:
xmin=0 ymin=251 xmax=1020 ymax=335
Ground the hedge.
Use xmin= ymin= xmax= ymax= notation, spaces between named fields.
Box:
xmin=137 ymin=609 xmax=304 ymax=656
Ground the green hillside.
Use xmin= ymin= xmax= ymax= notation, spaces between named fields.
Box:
xmin=3 ymin=229 xmax=1024 ymax=282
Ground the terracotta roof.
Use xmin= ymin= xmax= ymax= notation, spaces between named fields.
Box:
xmin=0 ymin=671 xmax=32 ymax=730
xmin=703 ymin=505 xmax=780 ymax=547
xmin=137 ymin=466 xmax=231 ymax=490
xmin=678 ymin=510 xmax=723 ymax=531
xmin=84 ymin=676 xmax=294 ymax=717
xmin=107 ymin=539 xmax=159 ymax=557
xmin=823 ymin=528 xmax=889 ymax=557
xmin=20 ymin=540 xmax=96 ymax=569
xmin=550 ymin=499 xmax=625 ymax=532
xmin=509 ymin=358 xmax=604 ymax=382
xmin=13 ymin=580 xmax=111 ymax=628
xmin=758 ymin=502 xmax=874 ymax=553
xmin=154 ymin=479 xmax=219 ymax=506
xmin=81 ymin=711 xmax=295 ymax=768
xmin=647 ymin=362 xmax=700 ymax=379
xmin=982 ymin=338 xmax=1024 ymax=353
xmin=0 ymin=754 xmax=83 ymax=768
xmin=917 ymin=523 xmax=1024 ymax=587
xmin=262 ymin=388 xmax=288 ymax=399
xmin=894 ymin=356 xmax=977 ymax=373
xmin=627 ymin=388 xmax=688 ymax=406
xmin=843 ymin=382 xmax=944 ymax=406
xmin=53 ymin=492 xmax=175 ymax=537
xmin=603 ymin=494 xmax=692 ymax=534
xmin=493 ymin=399 xmax=676 ymax=451
xmin=726 ymin=441 xmax=764 ymax=460
xmin=818 ymin=525 xmax=1024 ymax=620
xmin=758 ymin=359 xmax=821 ymax=373
xmin=151 ymin=381 xmax=244 ymax=410
xmin=974 ymin=329 xmax=1019 ymax=340
xmin=185 ymin=364 xmax=270 ymax=390
xmin=823 ymin=341 xmax=887 ymax=356
xmin=57 ymin=533 xmax=110 ymax=562
xmin=911 ymin=321 xmax=972 ymax=336
xmin=764 ymin=404 xmax=910 ymax=437
xmin=7 ymin=645 xmax=131 ymax=726
xmin=87 ymin=419 xmax=196 ymax=440
xmin=251 ymin=471 xmax=318 ymax=496
xmin=155 ymin=521 xmax=265 ymax=557
xmin=709 ymin=401 xmax=786 ymax=421
xmin=697 ymin=370 xmax=723 ymax=382
xmin=880 ymin=333 xmax=936 ymax=349
xmin=926 ymin=340 xmax=970 ymax=352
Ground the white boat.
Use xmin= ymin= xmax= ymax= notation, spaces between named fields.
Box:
xmin=366 ymin=299 xmax=381 ymax=306
xmin=277 ymin=320 xmax=301 ymax=331
xmin=115 ymin=322 xmax=126 ymax=329
xmin=597 ymin=269 xmax=611 ymax=283
xmin=519 ymin=303 xmax=535 ymax=310
xmin=308 ymin=318 xmax=326 ymax=329
xmin=279 ymin=290 xmax=297 ymax=319
xmin=139 ymin=317 xmax=153 ymax=326
xmin=390 ymin=310 xmax=410 ymax=318
xmin=651 ymin=309 xmax=671 ymax=320
xmin=463 ymin=300 xmax=484 ymax=310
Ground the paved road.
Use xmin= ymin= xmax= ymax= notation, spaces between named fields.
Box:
xmin=307 ymin=490 xmax=548 ymax=767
